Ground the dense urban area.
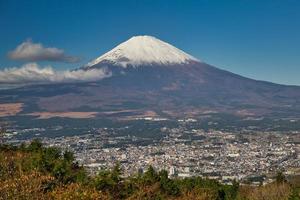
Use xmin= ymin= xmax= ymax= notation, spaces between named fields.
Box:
xmin=3 ymin=117 xmax=300 ymax=186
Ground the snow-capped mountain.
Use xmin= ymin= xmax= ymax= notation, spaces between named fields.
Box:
xmin=2 ymin=35 xmax=300 ymax=124
xmin=85 ymin=35 xmax=199 ymax=68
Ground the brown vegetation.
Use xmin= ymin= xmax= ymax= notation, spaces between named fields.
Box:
xmin=0 ymin=103 xmax=23 ymax=117
xmin=26 ymin=112 xmax=98 ymax=119
xmin=238 ymin=183 xmax=292 ymax=200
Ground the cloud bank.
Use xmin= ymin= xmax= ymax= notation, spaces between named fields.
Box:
xmin=8 ymin=40 xmax=80 ymax=63
xmin=0 ymin=63 xmax=111 ymax=85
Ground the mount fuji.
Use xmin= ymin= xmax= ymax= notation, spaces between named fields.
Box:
xmin=1 ymin=35 xmax=300 ymax=125
xmin=84 ymin=35 xmax=199 ymax=68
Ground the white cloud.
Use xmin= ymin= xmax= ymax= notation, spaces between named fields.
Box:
xmin=0 ymin=63 xmax=111 ymax=85
xmin=8 ymin=40 xmax=80 ymax=63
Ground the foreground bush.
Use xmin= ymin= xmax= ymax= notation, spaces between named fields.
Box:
xmin=49 ymin=183 xmax=110 ymax=200
xmin=0 ymin=171 xmax=52 ymax=199
xmin=238 ymin=182 xmax=292 ymax=200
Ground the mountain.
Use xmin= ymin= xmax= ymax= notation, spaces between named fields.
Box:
xmin=1 ymin=35 xmax=300 ymax=125
xmin=84 ymin=35 xmax=199 ymax=68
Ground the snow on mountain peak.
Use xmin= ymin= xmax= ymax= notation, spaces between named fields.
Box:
xmin=86 ymin=35 xmax=200 ymax=68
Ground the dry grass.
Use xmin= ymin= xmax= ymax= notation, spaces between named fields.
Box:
xmin=49 ymin=183 xmax=110 ymax=200
xmin=26 ymin=111 xmax=98 ymax=119
xmin=0 ymin=173 xmax=111 ymax=200
xmin=0 ymin=103 xmax=23 ymax=117
xmin=238 ymin=182 xmax=292 ymax=200
xmin=0 ymin=150 xmax=111 ymax=200
xmin=173 ymin=188 xmax=217 ymax=200
xmin=126 ymin=183 xmax=163 ymax=200
xmin=0 ymin=171 xmax=53 ymax=200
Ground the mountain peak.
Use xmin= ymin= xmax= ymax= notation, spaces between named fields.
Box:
xmin=85 ymin=35 xmax=200 ymax=68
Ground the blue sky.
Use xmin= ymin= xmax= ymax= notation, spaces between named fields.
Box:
xmin=1 ymin=0 xmax=300 ymax=85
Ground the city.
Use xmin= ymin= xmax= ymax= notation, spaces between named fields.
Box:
xmin=4 ymin=118 xmax=300 ymax=185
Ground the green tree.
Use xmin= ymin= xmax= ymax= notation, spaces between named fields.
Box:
xmin=0 ymin=126 xmax=5 ymax=144
xmin=53 ymin=160 xmax=69 ymax=181
xmin=94 ymin=163 xmax=122 ymax=193
xmin=158 ymin=169 xmax=179 ymax=196
xmin=111 ymin=162 xmax=122 ymax=183
xmin=217 ymin=188 xmax=226 ymax=200
xmin=276 ymin=171 xmax=287 ymax=183
xmin=94 ymin=169 xmax=112 ymax=190
xmin=41 ymin=147 xmax=61 ymax=172
xmin=289 ymin=188 xmax=300 ymax=200
xmin=27 ymin=139 xmax=43 ymax=152
xmin=63 ymin=150 xmax=75 ymax=163
xmin=227 ymin=179 xmax=239 ymax=200
xmin=143 ymin=165 xmax=158 ymax=184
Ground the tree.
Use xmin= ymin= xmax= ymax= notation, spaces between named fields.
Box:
xmin=289 ymin=188 xmax=300 ymax=200
xmin=158 ymin=169 xmax=179 ymax=196
xmin=143 ymin=165 xmax=158 ymax=184
xmin=230 ymin=179 xmax=239 ymax=199
xmin=27 ymin=139 xmax=43 ymax=152
xmin=94 ymin=163 xmax=122 ymax=193
xmin=0 ymin=124 xmax=6 ymax=145
xmin=0 ymin=128 xmax=3 ymax=144
xmin=217 ymin=188 xmax=226 ymax=200
xmin=53 ymin=160 xmax=69 ymax=181
xmin=41 ymin=147 xmax=61 ymax=172
xmin=276 ymin=171 xmax=287 ymax=183
xmin=63 ymin=151 xmax=75 ymax=163
xmin=111 ymin=162 xmax=122 ymax=183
